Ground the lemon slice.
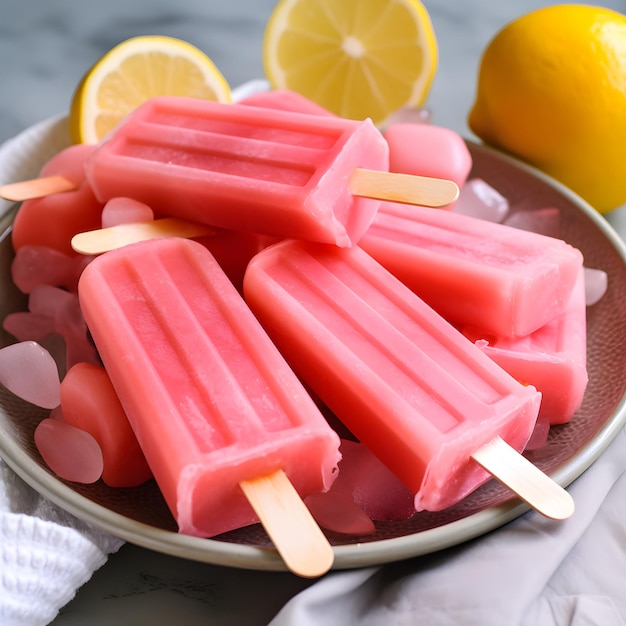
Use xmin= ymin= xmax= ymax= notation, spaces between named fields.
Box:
xmin=70 ymin=35 xmax=231 ymax=144
xmin=263 ymin=0 xmax=438 ymax=125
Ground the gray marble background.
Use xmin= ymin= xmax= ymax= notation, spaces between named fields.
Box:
xmin=1 ymin=1 xmax=626 ymax=623
xmin=1 ymin=0 xmax=624 ymax=144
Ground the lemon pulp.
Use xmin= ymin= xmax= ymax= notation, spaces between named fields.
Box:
xmin=263 ymin=0 xmax=438 ymax=126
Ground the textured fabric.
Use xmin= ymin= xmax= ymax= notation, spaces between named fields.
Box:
xmin=269 ymin=427 xmax=626 ymax=626
xmin=0 ymin=461 xmax=123 ymax=626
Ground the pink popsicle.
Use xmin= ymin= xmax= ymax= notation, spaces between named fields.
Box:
xmin=359 ymin=202 xmax=584 ymax=337
xmin=384 ymin=123 xmax=473 ymax=192
xmin=462 ymin=267 xmax=588 ymax=425
xmin=12 ymin=145 xmax=104 ymax=256
xmin=83 ymin=96 xmax=388 ymax=247
xmin=78 ymin=238 xmax=340 ymax=564
xmin=240 ymin=89 xmax=336 ymax=117
xmin=243 ymin=241 xmax=554 ymax=514
xmin=84 ymin=97 xmax=458 ymax=248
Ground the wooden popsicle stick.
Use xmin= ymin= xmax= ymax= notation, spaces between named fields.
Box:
xmin=3 ymin=169 xmax=459 ymax=208
xmin=471 ymin=436 xmax=575 ymax=520
xmin=71 ymin=218 xmax=216 ymax=255
xmin=350 ymin=168 xmax=460 ymax=208
xmin=0 ymin=175 xmax=77 ymax=201
xmin=239 ymin=469 xmax=334 ymax=578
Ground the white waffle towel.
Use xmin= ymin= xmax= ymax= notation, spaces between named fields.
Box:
xmin=0 ymin=460 xmax=123 ymax=626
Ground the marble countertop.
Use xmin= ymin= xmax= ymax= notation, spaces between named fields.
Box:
xmin=0 ymin=0 xmax=618 ymax=143
xmin=1 ymin=1 xmax=626 ymax=624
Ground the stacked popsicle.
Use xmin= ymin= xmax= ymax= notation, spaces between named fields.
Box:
xmin=240 ymin=89 xmax=589 ymax=430
xmin=0 ymin=89 xmax=589 ymax=577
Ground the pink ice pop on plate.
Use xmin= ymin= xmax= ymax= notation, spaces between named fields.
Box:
xmin=11 ymin=145 xmax=104 ymax=256
xmin=83 ymin=97 xmax=386 ymax=247
xmin=82 ymin=97 xmax=458 ymax=247
xmin=359 ymin=202 xmax=584 ymax=337
xmin=244 ymin=240 xmax=574 ymax=519
xmin=78 ymin=237 xmax=340 ymax=576
xmin=462 ymin=266 xmax=588 ymax=425
xmin=384 ymin=123 xmax=473 ymax=191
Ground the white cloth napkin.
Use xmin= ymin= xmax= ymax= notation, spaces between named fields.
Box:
xmin=0 ymin=460 xmax=123 ymax=626
xmin=0 ymin=115 xmax=123 ymax=626
xmin=269 ymin=426 xmax=626 ymax=626
xmin=0 ymin=97 xmax=227 ymax=621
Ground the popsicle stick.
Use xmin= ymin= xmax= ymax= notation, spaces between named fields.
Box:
xmin=350 ymin=168 xmax=460 ymax=208
xmin=0 ymin=175 xmax=76 ymax=201
xmin=239 ymin=469 xmax=334 ymax=578
xmin=71 ymin=218 xmax=216 ymax=255
xmin=471 ymin=436 xmax=575 ymax=520
xmin=3 ymin=168 xmax=459 ymax=208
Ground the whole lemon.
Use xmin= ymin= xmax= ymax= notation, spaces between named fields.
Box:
xmin=468 ymin=4 xmax=626 ymax=214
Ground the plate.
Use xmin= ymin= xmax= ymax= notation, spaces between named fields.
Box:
xmin=1 ymin=113 xmax=625 ymax=573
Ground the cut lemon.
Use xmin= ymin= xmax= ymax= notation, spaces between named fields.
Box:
xmin=263 ymin=0 xmax=438 ymax=125
xmin=70 ymin=35 xmax=231 ymax=144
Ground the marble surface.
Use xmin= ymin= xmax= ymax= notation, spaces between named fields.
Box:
xmin=0 ymin=0 xmax=622 ymax=143
xmin=1 ymin=1 xmax=626 ymax=624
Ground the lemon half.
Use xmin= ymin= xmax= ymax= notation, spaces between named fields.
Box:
xmin=263 ymin=0 xmax=438 ymax=126
xmin=70 ymin=35 xmax=231 ymax=144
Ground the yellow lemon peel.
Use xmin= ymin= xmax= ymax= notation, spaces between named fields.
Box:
xmin=70 ymin=35 xmax=231 ymax=144
xmin=469 ymin=5 xmax=626 ymax=214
